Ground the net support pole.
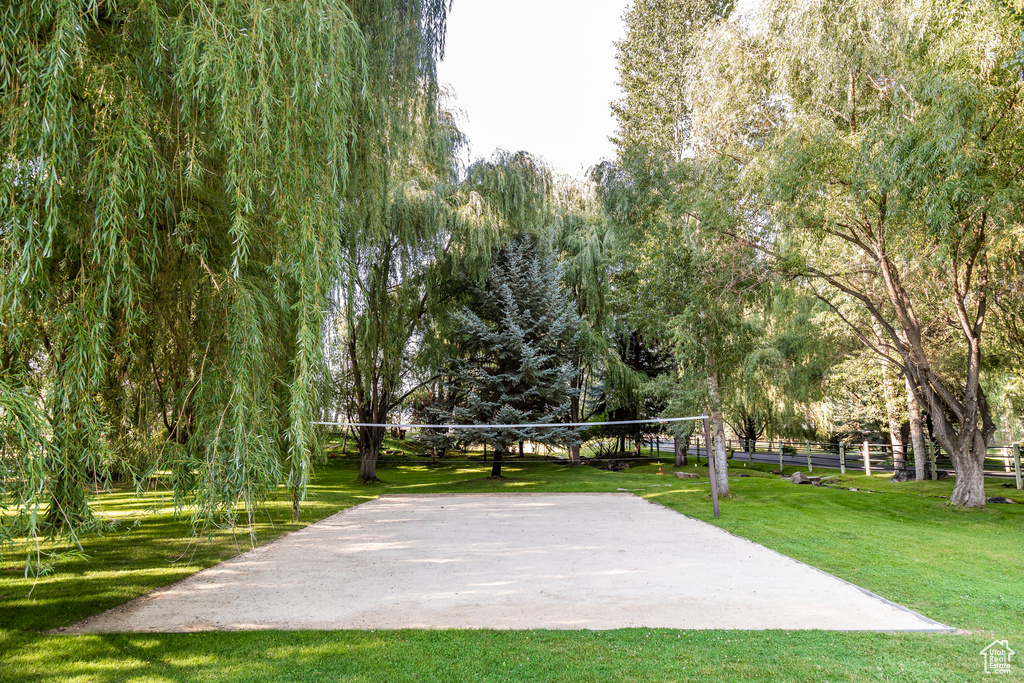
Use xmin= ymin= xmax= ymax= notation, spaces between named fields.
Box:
xmin=702 ymin=417 xmax=720 ymax=519
xmin=839 ymin=444 xmax=846 ymax=475
xmin=1014 ymin=444 xmax=1022 ymax=490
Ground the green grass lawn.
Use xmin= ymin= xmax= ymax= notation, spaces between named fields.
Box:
xmin=2 ymin=457 xmax=1022 ymax=682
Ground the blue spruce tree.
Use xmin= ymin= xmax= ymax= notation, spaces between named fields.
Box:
xmin=450 ymin=236 xmax=582 ymax=477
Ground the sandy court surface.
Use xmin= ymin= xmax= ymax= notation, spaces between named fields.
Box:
xmin=60 ymin=493 xmax=951 ymax=633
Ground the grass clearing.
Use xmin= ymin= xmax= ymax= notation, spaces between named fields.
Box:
xmin=2 ymin=457 xmax=1022 ymax=681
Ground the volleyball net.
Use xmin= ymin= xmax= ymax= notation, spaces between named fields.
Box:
xmin=313 ymin=413 xmax=722 ymax=517
xmin=312 ymin=416 xmax=710 ymax=464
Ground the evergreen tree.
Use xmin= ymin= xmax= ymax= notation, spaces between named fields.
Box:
xmin=447 ymin=237 xmax=581 ymax=477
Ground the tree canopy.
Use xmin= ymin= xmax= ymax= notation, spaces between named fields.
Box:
xmin=603 ymin=0 xmax=1024 ymax=506
xmin=0 ymin=0 xmax=439 ymax=551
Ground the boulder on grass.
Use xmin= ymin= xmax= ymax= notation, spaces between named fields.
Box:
xmin=674 ymin=471 xmax=699 ymax=479
xmin=790 ymin=471 xmax=812 ymax=485
xmin=987 ymin=496 xmax=1018 ymax=504
xmin=890 ymin=468 xmax=916 ymax=483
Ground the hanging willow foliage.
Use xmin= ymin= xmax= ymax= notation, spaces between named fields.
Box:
xmin=0 ymin=0 xmax=366 ymax=550
xmin=328 ymin=0 xmax=462 ymax=482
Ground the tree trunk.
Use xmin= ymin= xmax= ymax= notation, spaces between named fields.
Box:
xmin=518 ymin=440 xmax=524 ymax=458
xmin=491 ymin=445 xmax=505 ymax=477
xmin=881 ymin=372 xmax=905 ymax=472
xmin=872 ymin=319 xmax=906 ymax=474
xmin=357 ymin=425 xmax=385 ymax=482
xmin=707 ymin=372 xmax=730 ymax=494
xmin=568 ymin=371 xmax=582 ymax=465
xmin=906 ymin=374 xmax=926 ymax=481
xmin=744 ymin=420 xmax=758 ymax=455
xmin=291 ymin=488 xmax=301 ymax=522
xmin=949 ymin=437 xmax=987 ymax=507
xmin=869 ymin=229 xmax=994 ymax=505
xmin=674 ymin=435 xmax=684 ymax=466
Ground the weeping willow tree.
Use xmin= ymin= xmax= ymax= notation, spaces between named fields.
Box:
xmin=551 ymin=176 xmax=641 ymax=463
xmin=1 ymin=0 xmax=368 ymax=555
xmin=336 ymin=142 xmax=560 ymax=482
xmin=330 ymin=0 xmax=467 ymax=483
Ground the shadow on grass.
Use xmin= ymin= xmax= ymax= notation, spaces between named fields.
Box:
xmin=0 ymin=628 xmax=993 ymax=683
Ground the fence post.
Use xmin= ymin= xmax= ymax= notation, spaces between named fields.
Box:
xmin=863 ymin=440 xmax=871 ymax=475
xmin=929 ymin=443 xmax=938 ymax=481
xmin=840 ymin=444 xmax=846 ymax=475
xmin=1014 ymin=444 xmax=1022 ymax=490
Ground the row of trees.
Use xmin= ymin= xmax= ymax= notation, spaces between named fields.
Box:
xmin=3 ymin=0 xmax=1022 ymax=566
xmin=0 ymin=0 xmax=636 ymax=548
xmin=604 ymin=0 xmax=1024 ymax=506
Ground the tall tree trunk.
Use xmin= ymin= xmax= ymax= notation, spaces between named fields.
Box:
xmin=491 ymin=445 xmax=505 ymax=477
xmin=706 ymin=372 xmax=730 ymax=494
xmin=948 ymin=435 xmax=987 ymax=507
xmin=357 ymin=425 xmax=384 ymax=482
xmin=674 ymin=434 xmax=688 ymax=466
xmin=568 ymin=370 xmax=582 ymax=465
xmin=906 ymin=374 xmax=926 ymax=481
xmin=880 ymin=371 xmax=905 ymax=471
xmin=291 ymin=488 xmax=301 ymax=522
xmin=871 ymin=318 xmax=905 ymax=473
xmin=743 ymin=418 xmax=758 ymax=455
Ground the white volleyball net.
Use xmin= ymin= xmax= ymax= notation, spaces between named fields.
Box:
xmin=312 ymin=416 xmax=709 ymax=465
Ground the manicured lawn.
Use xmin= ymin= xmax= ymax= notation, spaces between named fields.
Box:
xmin=2 ymin=457 xmax=1022 ymax=681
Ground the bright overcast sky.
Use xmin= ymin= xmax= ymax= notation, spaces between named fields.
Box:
xmin=436 ymin=1 xmax=632 ymax=177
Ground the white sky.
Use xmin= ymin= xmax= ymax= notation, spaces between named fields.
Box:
xmin=436 ymin=1 xmax=632 ymax=177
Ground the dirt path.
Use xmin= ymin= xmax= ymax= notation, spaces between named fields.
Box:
xmin=59 ymin=493 xmax=951 ymax=632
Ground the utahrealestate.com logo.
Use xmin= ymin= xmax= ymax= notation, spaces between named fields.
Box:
xmin=981 ymin=640 xmax=1015 ymax=675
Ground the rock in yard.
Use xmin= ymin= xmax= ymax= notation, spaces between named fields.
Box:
xmin=674 ymin=471 xmax=700 ymax=479
xmin=987 ymin=496 xmax=1018 ymax=504
xmin=889 ymin=468 xmax=916 ymax=483
xmin=790 ymin=471 xmax=812 ymax=485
